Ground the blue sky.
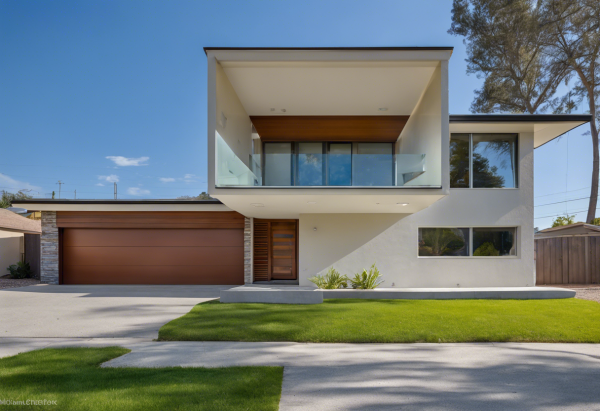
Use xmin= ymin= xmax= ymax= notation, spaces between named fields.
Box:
xmin=0 ymin=0 xmax=594 ymax=228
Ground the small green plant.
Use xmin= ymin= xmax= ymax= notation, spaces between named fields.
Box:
xmin=350 ymin=263 xmax=384 ymax=289
xmin=308 ymin=267 xmax=349 ymax=289
xmin=473 ymin=242 xmax=500 ymax=256
xmin=7 ymin=261 xmax=33 ymax=279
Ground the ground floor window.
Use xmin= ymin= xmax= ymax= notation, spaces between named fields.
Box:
xmin=418 ymin=227 xmax=517 ymax=257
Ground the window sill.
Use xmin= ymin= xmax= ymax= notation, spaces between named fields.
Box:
xmin=417 ymin=256 xmax=519 ymax=259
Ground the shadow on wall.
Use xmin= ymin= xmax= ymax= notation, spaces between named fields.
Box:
xmin=0 ymin=232 xmax=23 ymax=272
xmin=299 ymin=214 xmax=406 ymax=277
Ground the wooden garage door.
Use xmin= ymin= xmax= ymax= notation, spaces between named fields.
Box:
xmin=62 ymin=228 xmax=244 ymax=285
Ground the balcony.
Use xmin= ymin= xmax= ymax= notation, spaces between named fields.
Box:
xmin=216 ymin=134 xmax=430 ymax=188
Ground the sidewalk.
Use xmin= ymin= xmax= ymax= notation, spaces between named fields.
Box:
xmin=2 ymin=339 xmax=599 ymax=410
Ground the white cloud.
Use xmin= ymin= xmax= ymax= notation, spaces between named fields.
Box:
xmin=127 ymin=187 xmax=150 ymax=196
xmin=106 ymin=156 xmax=149 ymax=167
xmin=96 ymin=183 xmax=105 ymax=187
xmin=98 ymin=174 xmax=119 ymax=183
xmin=159 ymin=177 xmax=176 ymax=183
xmin=183 ymin=173 xmax=198 ymax=183
xmin=0 ymin=173 xmax=41 ymax=193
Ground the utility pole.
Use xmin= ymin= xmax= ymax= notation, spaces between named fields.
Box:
xmin=114 ymin=182 xmax=117 ymax=200
xmin=56 ymin=180 xmax=64 ymax=199
xmin=74 ymin=190 xmax=76 ymax=199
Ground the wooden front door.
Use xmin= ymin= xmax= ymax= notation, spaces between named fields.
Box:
xmin=270 ymin=221 xmax=297 ymax=280
xmin=253 ymin=219 xmax=298 ymax=281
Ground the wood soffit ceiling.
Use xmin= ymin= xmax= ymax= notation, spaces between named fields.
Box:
xmin=250 ymin=116 xmax=409 ymax=142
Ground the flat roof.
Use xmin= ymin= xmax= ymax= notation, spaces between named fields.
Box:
xmin=450 ymin=114 xmax=593 ymax=123
xmin=13 ymin=199 xmax=222 ymax=205
xmin=449 ymin=114 xmax=592 ymax=148
xmin=204 ymin=46 xmax=454 ymax=55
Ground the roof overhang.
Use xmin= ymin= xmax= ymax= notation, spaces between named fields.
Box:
xmin=210 ymin=47 xmax=452 ymax=118
xmin=450 ymin=114 xmax=592 ymax=148
xmin=12 ymin=200 xmax=232 ymax=213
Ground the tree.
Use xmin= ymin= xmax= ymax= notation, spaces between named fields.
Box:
xmin=539 ymin=0 xmax=600 ymax=223
xmin=449 ymin=0 xmax=569 ymax=114
xmin=176 ymin=191 xmax=214 ymax=200
xmin=551 ymin=213 xmax=576 ymax=227
xmin=450 ymin=0 xmax=600 ymax=223
xmin=0 ymin=190 xmax=33 ymax=208
xmin=450 ymin=137 xmax=506 ymax=187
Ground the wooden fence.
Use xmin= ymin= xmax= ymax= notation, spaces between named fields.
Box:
xmin=535 ymin=236 xmax=600 ymax=285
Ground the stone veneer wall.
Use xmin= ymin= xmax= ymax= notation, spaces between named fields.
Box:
xmin=40 ymin=211 xmax=59 ymax=284
xmin=244 ymin=217 xmax=252 ymax=284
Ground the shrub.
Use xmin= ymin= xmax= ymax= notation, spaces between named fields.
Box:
xmin=350 ymin=263 xmax=384 ymax=289
xmin=7 ymin=261 xmax=33 ymax=279
xmin=473 ymin=242 xmax=500 ymax=256
xmin=308 ymin=267 xmax=348 ymax=289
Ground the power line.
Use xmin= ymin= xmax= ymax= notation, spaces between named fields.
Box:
xmin=535 ymin=186 xmax=591 ymax=198
xmin=535 ymin=196 xmax=593 ymax=207
xmin=535 ymin=207 xmax=600 ymax=219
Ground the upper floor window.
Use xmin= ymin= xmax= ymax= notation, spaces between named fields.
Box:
xmin=450 ymin=133 xmax=518 ymax=188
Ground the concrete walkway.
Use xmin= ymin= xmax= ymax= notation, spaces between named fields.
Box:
xmin=1 ymin=339 xmax=598 ymax=411
xmin=0 ymin=285 xmax=229 ymax=338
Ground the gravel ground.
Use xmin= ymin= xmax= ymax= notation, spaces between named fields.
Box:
xmin=574 ymin=288 xmax=600 ymax=303
xmin=0 ymin=278 xmax=40 ymax=290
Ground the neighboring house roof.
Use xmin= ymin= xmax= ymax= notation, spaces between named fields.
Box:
xmin=0 ymin=208 xmax=41 ymax=234
xmin=535 ymin=223 xmax=600 ymax=238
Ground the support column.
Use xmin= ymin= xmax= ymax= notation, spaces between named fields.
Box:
xmin=244 ymin=217 xmax=253 ymax=284
xmin=40 ymin=211 xmax=59 ymax=284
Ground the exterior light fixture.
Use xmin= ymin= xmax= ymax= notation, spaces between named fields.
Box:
xmin=397 ymin=203 xmax=409 ymax=206
xmin=250 ymin=203 xmax=264 ymax=207
xmin=378 ymin=108 xmax=388 ymax=111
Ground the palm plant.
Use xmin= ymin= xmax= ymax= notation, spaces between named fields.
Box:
xmin=350 ymin=263 xmax=384 ymax=289
xmin=308 ymin=267 xmax=348 ymax=289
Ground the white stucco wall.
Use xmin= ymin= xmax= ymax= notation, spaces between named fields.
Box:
xmin=299 ymin=132 xmax=534 ymax=288
xmin=0 ymin=231 xmax=23 ymax=272
xmin=397 ymin=64 xmax=444 ymax=187
xmin=215 ymin=62 xmax=253 ymax=168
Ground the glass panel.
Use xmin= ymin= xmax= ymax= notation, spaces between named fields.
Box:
xmin=215 ymin=132 xmax=260 ymax=187
xmin=297 ymin=142 xmax=324 ymax=186
xmin=450 ymin=134 xmax=470 ymax=188
xmin=472 ymin=134 xmax=518 ymax=188
xmin=353 ymin=143 xmax=393 ymax=186
xmin=418 ymin=228 xmax=470 ymax=256
xmin=328 ymin=143 xmax=352 ymax=186
xmin=473 ymin=227 xmax=516 ymax=256
xmin=396 ymin=154 xmax=426 ymax=186
xmin=264 ymin=143 xmax=292 ymax=186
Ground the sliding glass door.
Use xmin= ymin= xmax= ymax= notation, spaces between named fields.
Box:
xmin=353 ymin=143 xmax=393 ymax=186
xmin=263 ymin=142 xmax=394 ymax=186
xmin=264 ymin=143 xmax=293 ymax=186
xmin=327 ymin=143 xmax=352 ymax=186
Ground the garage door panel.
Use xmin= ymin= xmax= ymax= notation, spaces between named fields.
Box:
xmin=63 ymin=228 xmax=243 ymax=247
xmin=63 ymin=265 xmax=243 ymax=285
xmin=62 ymin=225 xmax=244 ymax=285
xmin=63 ymin=246 xmax=243 ymax=267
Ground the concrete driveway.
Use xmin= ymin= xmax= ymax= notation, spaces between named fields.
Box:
xmin=0 ymin=284 xmax=229 ymax=339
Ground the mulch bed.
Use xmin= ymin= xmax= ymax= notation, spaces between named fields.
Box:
xmin=0 ymin=278 xmax=41 ymax=290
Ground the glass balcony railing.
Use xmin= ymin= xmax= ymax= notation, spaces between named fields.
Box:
xmin=216 ymin=134 xmax=431 ymax=187
xmin=216 ymin=133 xmax=261 ymax=187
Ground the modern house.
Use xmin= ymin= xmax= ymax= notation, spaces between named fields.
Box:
xmin=15 ymin=47 xmax=591 ymax=288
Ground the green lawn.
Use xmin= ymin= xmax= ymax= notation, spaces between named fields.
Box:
xmin=0 ymin=347 xmax=282 ymax=411
xmin=159 ymin=298 xmax=600 ymax=343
